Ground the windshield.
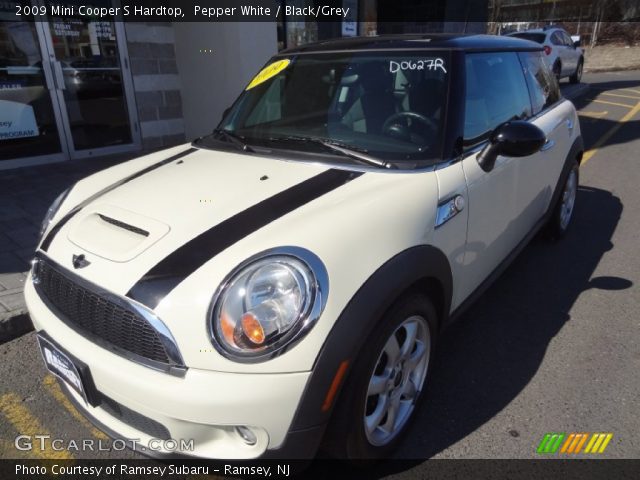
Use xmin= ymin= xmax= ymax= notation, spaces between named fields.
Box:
xmin=203 ymin=51 xmax=450 ymax=166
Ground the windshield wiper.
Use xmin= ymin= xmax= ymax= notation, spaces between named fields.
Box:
xmin=211 ymin=128 xmax=255 ymax=153
xmin=268 ymin=135 xmax=393 ymax=169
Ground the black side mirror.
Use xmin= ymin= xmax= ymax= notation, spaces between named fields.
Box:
xmin=477 ymin=121 xmax=546 ymax=172
xmin=573 ymin=40 xmax=580 ymax=48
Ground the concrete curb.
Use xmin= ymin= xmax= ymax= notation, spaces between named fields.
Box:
xmin=584 ymin=65 xmax=640 ymax=73
xmin=0 ymin=312 xmax=33 ymax=344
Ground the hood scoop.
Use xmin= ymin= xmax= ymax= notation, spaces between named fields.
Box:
xmin=67 ymin=204 xmax=170 ymax=262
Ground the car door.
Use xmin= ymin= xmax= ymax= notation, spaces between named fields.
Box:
xmin=561 ymin=31 xmax=579 ymax=72
xmin=550 ymin=31 xmax=570 ymax=75
xmin=456 ymin=51 xmax=538 ymax=302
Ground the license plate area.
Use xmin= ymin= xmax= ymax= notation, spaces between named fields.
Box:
xmin=37 ymin=332 xmax=100 ymax=407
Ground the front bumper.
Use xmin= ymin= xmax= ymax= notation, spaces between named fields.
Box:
xmin=25 ymin=278 xmax=322 ymax=459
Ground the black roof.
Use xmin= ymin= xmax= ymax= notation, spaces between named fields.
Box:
xmin=279 ymin=34 xmax=542 ymax=55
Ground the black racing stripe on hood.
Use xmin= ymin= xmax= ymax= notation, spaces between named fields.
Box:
xmin=127 ymin=169 xmax=363 ymax=310
xmin=39 ymin=148 xmax=197 ymax=252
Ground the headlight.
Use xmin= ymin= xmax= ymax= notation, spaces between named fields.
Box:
xmin=39 ymin=188 xmax=71 ymax=238
xmin=210 ymin=247 xmax=329 ymax=362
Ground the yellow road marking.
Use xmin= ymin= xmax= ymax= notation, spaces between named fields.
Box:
xmin=621 ymin=88 xmax=640 ymax=95
xmin=582 ymin=101 xmax=640 ymax=165
xmin=43 ymin=374 xmax=108 ymax=440
xmin=600 ymin=92 xmax=640 ymax=100
xmin=578 ymin=110 xmax=608 ymax=118
xmin=0 ymin=392 xmax=74 ymax=459
xmin=0 ymin=438 xmax=39 ymax=459
xmin=589 ymin=98 xmax=635 ymax=109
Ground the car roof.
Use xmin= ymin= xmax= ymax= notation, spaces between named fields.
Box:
xmin=278 ymin=34 xmax=543 ymax=55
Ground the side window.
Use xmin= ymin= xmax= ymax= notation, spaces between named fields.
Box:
xmin=463 ymin=52 xmax=531 ymax=144
xmin=562 ymin=32 xmax=573 ymax=46
xmin=550 ymin=32 xmax=563 ymax=46
xmin=519 ymin=51 xmax=560 ymax=114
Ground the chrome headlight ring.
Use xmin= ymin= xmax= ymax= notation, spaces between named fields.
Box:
xmin=208 ymin=247 xmax=329 ymax=363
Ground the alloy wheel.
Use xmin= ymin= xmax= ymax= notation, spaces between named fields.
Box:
xmin=363 ymin=315 xmax=431 ymax=446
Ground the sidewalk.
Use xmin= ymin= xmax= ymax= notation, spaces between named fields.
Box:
xmin=0 ymin=152 xmax=139 ymax=342
xmin=584 ymin=45 xmax=640 ymax=73
xmin=0 ymin=83 xmax=591 ymax=344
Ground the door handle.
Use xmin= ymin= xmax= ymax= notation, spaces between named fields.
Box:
xmin=541 ymin=139 xmax=555 ymax=152
xmin=51 ymin=60 xmax=66 ymax=91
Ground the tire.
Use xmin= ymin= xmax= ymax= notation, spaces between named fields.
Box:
xmin=553 ymin=60 xmax=562 ymax=81
xmin=570 ymin=59 xmax=583 ymax=84
xmin=323 ymin=293 xmax=438 ymax=461
xmin=547 ymin=161 xmax=579 ymax=239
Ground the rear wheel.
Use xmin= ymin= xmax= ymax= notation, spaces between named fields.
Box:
xmin=547 ymin=161 xmax=579 ymax=239
xmin=323 ymin=293 xmax=437 ymax=460
xmin=570 ymin=59 xmax=583 ymax=84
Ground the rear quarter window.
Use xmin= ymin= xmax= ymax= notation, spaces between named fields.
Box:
xmin=519 ymin=51 xmax=561 ymax=114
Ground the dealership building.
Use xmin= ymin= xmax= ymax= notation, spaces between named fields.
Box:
xmin=0 ymin=0 xmax=485 ymax=170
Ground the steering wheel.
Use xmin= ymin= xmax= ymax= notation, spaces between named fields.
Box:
xmin=382 ymin=111 xmax=438 ymax=143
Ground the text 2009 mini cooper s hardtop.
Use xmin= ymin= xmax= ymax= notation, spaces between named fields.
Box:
xmin=27 ymin=34 xmax=583 ymax=460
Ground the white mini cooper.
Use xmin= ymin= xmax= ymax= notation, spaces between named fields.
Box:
xmin=27 ymin=34 xmax=583 ymax=460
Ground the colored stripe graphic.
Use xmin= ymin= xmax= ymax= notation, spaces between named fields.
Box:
xmin=128 ymin=169 xmax=363 ymax=309
xmin=539 ymin=432 xmax=614 ymax=454
xmin=537 ymin=433 xmax=565 ymax=453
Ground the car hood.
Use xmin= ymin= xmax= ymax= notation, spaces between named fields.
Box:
xmin=41 ymin=145 xmax=355 ymax=297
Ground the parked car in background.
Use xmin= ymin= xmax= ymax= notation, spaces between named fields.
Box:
xmin=508 ymin=27 xmax=584 ymax=83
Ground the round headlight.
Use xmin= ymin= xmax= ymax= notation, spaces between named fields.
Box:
xmin=210 ymin=248 xmax=328 ymax=361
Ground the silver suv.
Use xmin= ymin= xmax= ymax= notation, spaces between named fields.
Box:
xmin=508 ymin=27 xmax=584 ymax=83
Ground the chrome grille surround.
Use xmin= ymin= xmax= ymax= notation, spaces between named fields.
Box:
xmin=32 ymin=252 xmax=186 ymax=377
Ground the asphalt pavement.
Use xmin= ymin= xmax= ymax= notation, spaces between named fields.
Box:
xmin=0 ymin=71 xmax=639 ymax=476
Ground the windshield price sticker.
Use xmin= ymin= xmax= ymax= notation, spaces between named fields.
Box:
xmin=390 ymin=58 xmax=447 ymax=74
xmin=246 ymin=59 xmax=291 ymax=90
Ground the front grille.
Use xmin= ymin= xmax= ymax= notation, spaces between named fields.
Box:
xmin=34 ymin=256 xmax=175 ymax=368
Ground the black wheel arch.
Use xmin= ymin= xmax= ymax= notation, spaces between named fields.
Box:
xmin=289 ymin=245 xmax=452 ymax=432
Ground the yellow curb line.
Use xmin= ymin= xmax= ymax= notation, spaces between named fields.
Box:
xmin=582 ymin=101 xmax=640 ymax=165
xmin=0 ymin=392 xmax=74 ymax=459
xmin=600 ymin=91 xmax=640 ymax=100
xmin=588 ymin=98 xmax=635 ymax=108
xmin=43 ymin=374 xmax=109 ymax=441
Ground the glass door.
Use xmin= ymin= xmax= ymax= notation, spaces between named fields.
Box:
xmin=39 ymin=0 xmax=140 ymax=159
xmin=0 ymin=6 xmax=67 ymax=167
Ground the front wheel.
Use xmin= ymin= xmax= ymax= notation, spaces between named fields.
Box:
xmin=547 ymin=162 xmax=579 ymax=239
xmin=570 ymin=59 xmax=583 ymax=84
xmin=323 ymin=293 xmax=437 ymax=460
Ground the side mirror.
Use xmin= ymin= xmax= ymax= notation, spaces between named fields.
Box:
xmin=477 ymin=121 xmax=546 ymax=172
xmin=573 ymin=40 xmax=580 ymax=48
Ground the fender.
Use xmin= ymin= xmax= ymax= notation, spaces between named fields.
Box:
xmin=289 ymin=245 xmax=452 ymax=432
